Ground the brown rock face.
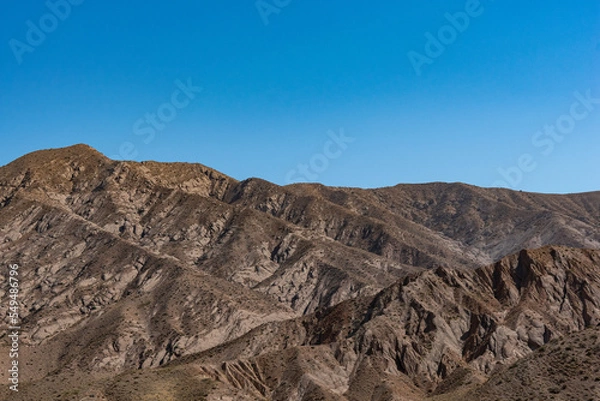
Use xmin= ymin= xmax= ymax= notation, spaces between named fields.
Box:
xmin=0 ymin=145 xmax=598 ymax=400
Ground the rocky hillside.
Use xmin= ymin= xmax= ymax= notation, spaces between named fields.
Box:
xmin=174 ymin=246 xmax=600 ymax=400
xmin=0 ymin=145 xmax=598 ymax=400
xmin=465 ymin=325 xmax=600 ymax=401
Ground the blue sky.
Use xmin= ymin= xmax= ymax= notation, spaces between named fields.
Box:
xmin=1 ymin=0 xmax=599 ymax=193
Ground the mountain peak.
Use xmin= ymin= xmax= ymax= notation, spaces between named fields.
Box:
xmin=3 ymin=143 xmax=108 ymax=170
xmin=0 ymin=144 xmax=112 ymax=192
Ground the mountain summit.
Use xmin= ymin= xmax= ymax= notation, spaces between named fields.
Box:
xmin=0 ymin=145 xmax=599 ymax=400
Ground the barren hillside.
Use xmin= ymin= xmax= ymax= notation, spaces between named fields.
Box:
xmin=0 ymin=145 xmax=598 ymax=400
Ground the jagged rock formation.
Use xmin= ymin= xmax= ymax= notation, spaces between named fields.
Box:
xmin=178 ymin=246 xmax=600 ymax=400
xmin=0 ymin=145 xmax=598 ymax=400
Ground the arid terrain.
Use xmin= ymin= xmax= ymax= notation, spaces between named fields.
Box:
xmin=0 ymin=144 xmax=599 ymax=400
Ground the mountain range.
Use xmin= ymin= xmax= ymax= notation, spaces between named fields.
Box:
xmin=0 ymin=144 xmax=599 ymax=400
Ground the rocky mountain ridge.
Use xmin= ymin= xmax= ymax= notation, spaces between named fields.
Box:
xmin=0 ymin=144 xmax=598 ymax=400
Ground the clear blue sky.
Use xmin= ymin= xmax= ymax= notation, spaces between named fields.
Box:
xmin=1 ymin=0 xmax=599 ymax=193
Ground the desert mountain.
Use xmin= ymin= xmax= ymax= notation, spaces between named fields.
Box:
xmin=0 ymin=145 xmax=598 ymax=400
